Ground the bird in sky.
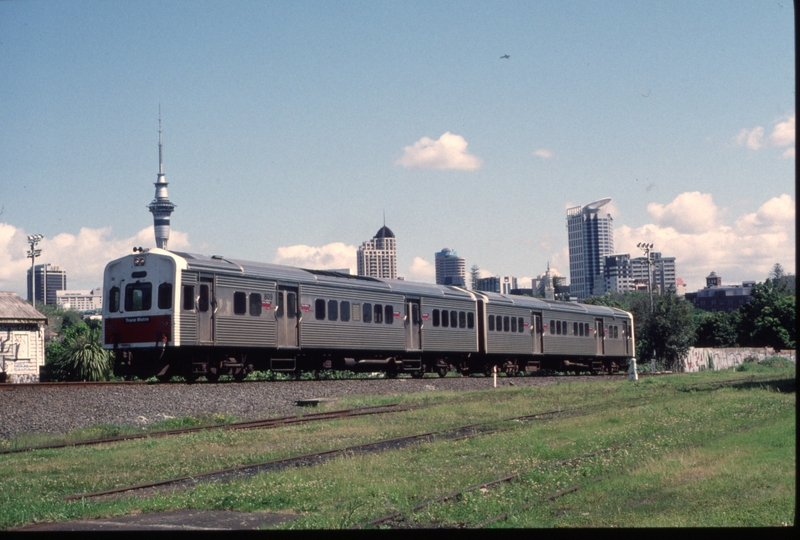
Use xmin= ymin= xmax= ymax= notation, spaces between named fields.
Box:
xmin=500 ymin=54 xmax=510 ymax=59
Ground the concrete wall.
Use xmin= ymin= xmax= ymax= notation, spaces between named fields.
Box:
xmin=682 ymin=347 xmax=796 ymax=372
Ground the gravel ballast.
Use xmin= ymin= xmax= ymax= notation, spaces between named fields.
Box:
xmin=0 ymin=375 xmax=601 ymax=440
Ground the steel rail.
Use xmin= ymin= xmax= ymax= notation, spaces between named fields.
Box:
xmin=1 ymin=403 xmax=406 ymax=455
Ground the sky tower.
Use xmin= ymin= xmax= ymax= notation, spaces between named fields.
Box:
xmin=148 ymin=110 xmax=177 ymax=250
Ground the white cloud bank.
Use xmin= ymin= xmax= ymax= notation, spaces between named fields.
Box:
xmin=735 ymin=113 xmax=795 ymax=158
xmin=0 ymin=223 xmax=190 ymax=296
xmin=274 ymin=243 xmax=357 ymax=272
xmin=395 ymin=132 xmax=483 ymax=170
xmin=615 ymin=192 xmax=795 ymax=291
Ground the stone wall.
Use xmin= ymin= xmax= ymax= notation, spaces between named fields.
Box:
xmin=682 ymin=347 xmax=796 ymax=372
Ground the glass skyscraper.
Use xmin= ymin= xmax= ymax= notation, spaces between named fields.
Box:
xmin=566 ymin=198 xmax=614 ymax=301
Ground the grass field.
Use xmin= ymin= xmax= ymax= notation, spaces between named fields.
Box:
xmin=0 ymin=366 xmax=794 ymax=529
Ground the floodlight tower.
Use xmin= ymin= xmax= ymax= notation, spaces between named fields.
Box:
xmin=637 ymin=242 xmax=655 ymax=374
xmin=27 ymin=234 xmax=43 ymax=305
xmin=148 ymin=109 xmax=177 ymax=250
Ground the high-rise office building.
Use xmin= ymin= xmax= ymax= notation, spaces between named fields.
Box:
xmin=475 ymin=276 xmax=518 ymax=295
xmin=26 ymin=264 xmax=67 ymax=305
xmin=566 ymin=198 xmax=614 ymax=301
xmin=357 ymin=225 xmax=397 ymax=279
xmin=434 ymin=248 xmax=466 ymax=286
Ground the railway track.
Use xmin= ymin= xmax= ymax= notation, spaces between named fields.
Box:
xmin=1 ymin=403 xmax=408 ymax=455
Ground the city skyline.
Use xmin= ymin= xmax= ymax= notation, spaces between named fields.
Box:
xmin=0 ymin=1 xmax=794 ymax=296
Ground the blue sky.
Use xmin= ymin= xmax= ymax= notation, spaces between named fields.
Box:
xmin=0 ymin=0 xmax=795 ymax=296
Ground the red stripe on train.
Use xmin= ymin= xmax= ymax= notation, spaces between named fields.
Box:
xmin=105 ymin=315 xmax=172 ymax=345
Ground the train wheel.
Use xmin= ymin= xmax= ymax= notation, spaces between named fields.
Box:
xmin=233 ymin=370 xmax=247 ymax=382
xmin=437 ymin=366 xmax=449 ymax=378
xmin=484 ymin=365 xmax=495 ymax=378
xmin=411 ymin=369 xmax=425 ymax=379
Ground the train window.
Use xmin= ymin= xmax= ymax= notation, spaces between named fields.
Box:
xmin=315 ymin=299 xmax=326 ymax=320
xmin=108 ymin=286 xmax=120 ymax=313
xmin=250 ymin=293 xmax=262 ymax=316
xmin=182 ymin=286 xmax=194 ymax=311
xmin=199 ymin=285 xmax=210 ymax=312
xmin=125 ymin=282 xmax=152 ymax=312
xmin=459 ymin=311 xmax=466 ymax=329
xmin=518 ymin=317 xmax=524 ymax=333
xmin=503 ymin=316 xmax=510 ymax=332
xmin=374 ymin=304 xmax=383 ymax=323
xmin=340 ymin=301 xmax=350 ymax=322
xmin=585 ymin=323 xmax=590 ymax=336
xmin=573 ymin=322 xmax=578 ymax=336
xmin=286 ymin=292 xmax=297 ymax=319
xmin=432 ymin=309 xmax=440 ymax=327
xmin=450 ymin=311 xmax=457 ymax=328
xmin=488 ymin=314 xmax=494 ymax=331
xmin=157 ymin=283 xmax=173 ymax=310
xmin=549 ymin=320 xmax=555 ymax=334
xmin=468 ymin=312 xmax=475 ymax=329
xmin=385 ymin=305 xmax=393 ymax=324
xmin=328 ymin=299 xmax=338 ymax=321
xmin=352 ymin=303 xmax=361 ymax=321
xmin=511 ymin=316 xmax=517 ymax=332
xmin=614 ymin=326 xmax=619 ymax=339
xmin=363 ymin=303 xmax=372 ymax=323
xmin=233 ymin=292 xmax=247 ymax=315
xmin=579 ymin=322 xmax=584 ymax=337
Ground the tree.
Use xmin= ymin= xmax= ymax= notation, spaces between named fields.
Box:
xmin=44 ymin=322 xmax=113 ymax=381
xmin=693 ymin=310 xmax=738 ymax=348
xmin=737 ymin=279 xmax=796 ymax=350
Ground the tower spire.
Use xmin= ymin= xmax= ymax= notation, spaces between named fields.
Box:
xmin=148 ymin=107 xmax=176 ymax=250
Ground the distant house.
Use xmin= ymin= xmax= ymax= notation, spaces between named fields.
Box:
xmin=0 ymin=292 xmax=48 ymax=383
xmin=684 ymin=272 xmax=755 ymax=313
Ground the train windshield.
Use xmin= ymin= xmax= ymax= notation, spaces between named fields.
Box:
xmin=125 ymin=282 xmax=152 ymax=312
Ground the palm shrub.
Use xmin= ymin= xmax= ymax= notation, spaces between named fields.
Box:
xmin=44 ymin=323 xmax=112 ymax=381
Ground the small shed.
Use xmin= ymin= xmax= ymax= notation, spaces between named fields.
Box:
xmin=0 ymin=292 xmax=48 ymax=383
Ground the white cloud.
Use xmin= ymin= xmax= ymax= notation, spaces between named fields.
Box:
xmin=407 ymin=256 xmax=435 ymax=281
xmin=735 ymin=113 xmax=795 ymax=157
xmin=274 ymin=242 xmax=357 ymax=272
xmin=533 ymin=148 xmax=553 ymax=159
xmin=615 ymin=193 xmax=795 ymax=291
xmin=0 ymin=223 xmax=190 ymax=296
xmin=646 ymin=191 xmax=722 ymax=234
xmin=735 ymin=126 xmax=764 ymax=150
xmin=770 ymin=113 xmax=795 ymax=147
xmin=395 ymin=132 xmax=483 ymax=170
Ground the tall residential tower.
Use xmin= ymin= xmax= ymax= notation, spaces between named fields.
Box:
xmin=566 ymin=198 xmax=614 ymax=301
xmin=434 ymin=248 xmax=466 ymax=286
xmin=357 ymin=225 xmax=397 ymax=279
xmin=148 ymin=113 xmax=177 ymax=249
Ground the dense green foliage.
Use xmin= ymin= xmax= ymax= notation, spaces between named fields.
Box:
xmin=584 ymin=264 xmax=796 ymax=369
xmin=43 ymin=322 xmax=112 ymax=381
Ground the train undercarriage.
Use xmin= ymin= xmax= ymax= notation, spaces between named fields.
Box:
xmin=113 ymin=346 xmax=629 ymax=382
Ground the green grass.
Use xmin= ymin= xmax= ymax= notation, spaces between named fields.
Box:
xmin=0 ymin=365 xmax=794 ymax=530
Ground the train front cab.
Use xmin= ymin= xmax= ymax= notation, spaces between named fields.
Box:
xmin=102 ymin=249 xmax=184 ymax=379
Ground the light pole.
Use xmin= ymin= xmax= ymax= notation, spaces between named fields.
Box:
xmin=27 ymin=234 xmax=44 ymax=305
xmin=637 ymin=242 xmax=655 ymax=372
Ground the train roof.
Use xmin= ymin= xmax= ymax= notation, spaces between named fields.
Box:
xmin=478 ymin=291 xmax=629 ymax=318
xmin=169 ymin=251 xmax=472 ymax=299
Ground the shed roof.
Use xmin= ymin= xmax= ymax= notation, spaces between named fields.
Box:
xmin=0 ymin=292 xmax=48 ymax=324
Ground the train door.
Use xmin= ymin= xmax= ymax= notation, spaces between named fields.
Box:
xmin=623 ymin=319 xmax=632 ymax=356
xmin=405 ymin=299 xmax=422 ymax=351
xmin=276 ymin=286 xmax=299 ymax=348
xmin=197 ymin=275 xmax=215 ymax=343
xmin=531 ymin=312 xmax=543 ymax=354
xmin=595 ymin=318 xmax=605 ymax=355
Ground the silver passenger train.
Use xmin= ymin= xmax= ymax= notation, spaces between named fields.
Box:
xmin=102 ymin=248 xmax=635 ymax=381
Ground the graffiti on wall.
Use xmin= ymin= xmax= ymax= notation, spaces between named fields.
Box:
xmin=683 ymin=347 xmax=796 ymax=372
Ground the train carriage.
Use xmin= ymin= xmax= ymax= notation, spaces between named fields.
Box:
xmin=102 ymin=248 xmax=635 ymax=381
